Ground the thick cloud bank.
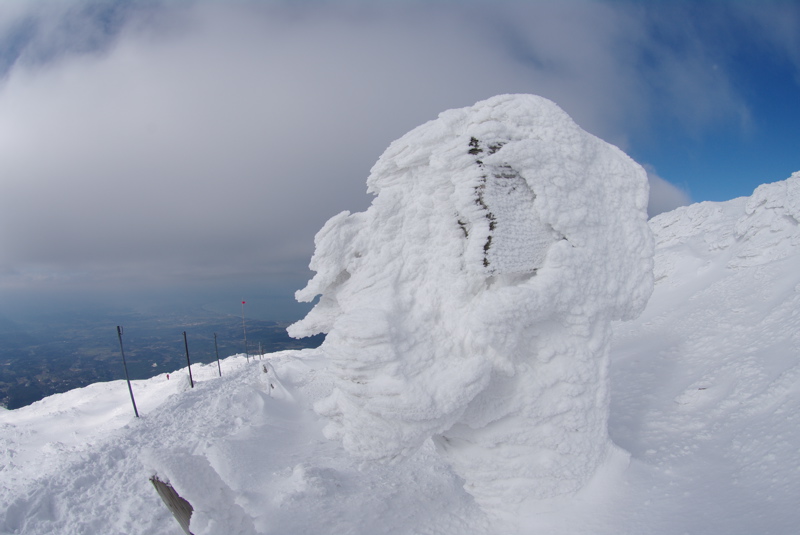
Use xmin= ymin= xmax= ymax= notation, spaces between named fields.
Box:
xmin=289 ymin=94 xmax=654 ymax=509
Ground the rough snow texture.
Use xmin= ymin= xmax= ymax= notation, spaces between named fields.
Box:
xmin=289 ymin=94 xmax=654 ymax=507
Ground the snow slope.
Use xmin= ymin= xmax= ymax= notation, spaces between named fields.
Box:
xmin=2 ymin=165 xmax=799 ymax=533
xmin=1 ymin=354 xmax=487 ymax=535
xmin=605 ymin=172 xmax=800 ymax=534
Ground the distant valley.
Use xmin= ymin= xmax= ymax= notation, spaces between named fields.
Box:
xmin=0 ymin=307 xmax=323 ymax=409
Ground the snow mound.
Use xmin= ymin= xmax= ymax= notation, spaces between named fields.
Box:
xmin=289 ymin=94 xmax=654 ymax=508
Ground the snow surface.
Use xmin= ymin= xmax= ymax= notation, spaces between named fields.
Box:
xmin=1 ymin=355 xmax=487 ymax=535
xmin=1 ymin=164 xmax=799 ymax=532
xmin=288 ymin=94 xmax=654 ymax=510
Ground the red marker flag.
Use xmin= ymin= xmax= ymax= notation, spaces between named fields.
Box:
xmin=242 ymin=301 xmax=246 ymax=304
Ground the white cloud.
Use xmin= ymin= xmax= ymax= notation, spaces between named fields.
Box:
xmin=0 ymin=1 xmax=768 ymax=310
xmin=645 ymin=166 xmax=691 ymax=218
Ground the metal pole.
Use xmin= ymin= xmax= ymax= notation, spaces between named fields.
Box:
xmin=258 ymin=341 xmax=262 ymax=360
xmin=183 ymin=331 xmax=194 ymax=388
xmin=214 ymin=332 xmax=222 ymax=377
xmin=241 ymin=300 xmax=249 ymax=362
xmin=116 ymin=326 xmax=139 ymax=418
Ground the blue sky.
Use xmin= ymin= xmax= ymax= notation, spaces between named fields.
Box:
xmin=624 ymin=1 xmax=800 ymax=203
xmin=0 ymin=0 xmax=798 ymax=321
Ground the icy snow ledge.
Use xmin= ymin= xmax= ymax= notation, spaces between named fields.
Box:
xmin=289 ymin=94 xmax=654 ymax=509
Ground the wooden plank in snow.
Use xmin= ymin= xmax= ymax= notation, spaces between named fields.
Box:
xmin=150 ymin=476 xmax=194 ymax=535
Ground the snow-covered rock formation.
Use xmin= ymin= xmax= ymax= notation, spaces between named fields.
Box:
xmin=3 ymin=170 xmax=800 ymax=535
xmin=289 ymin=94 xmax=654 ymax=509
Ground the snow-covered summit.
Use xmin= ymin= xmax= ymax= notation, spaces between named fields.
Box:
xmin=1 ymin=110 xmax=798 ymax=533
xmin=289 ymin=94 xmax=654 ymax=509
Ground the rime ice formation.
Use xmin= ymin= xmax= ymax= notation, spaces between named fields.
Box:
xmin=5 ymin=173 xmax=800 ymax=535
xmin=288 ymin=94 xmax=654 ymax=508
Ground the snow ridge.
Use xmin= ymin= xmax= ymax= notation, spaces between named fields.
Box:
xmin=610 ymin=170 xmax=800 ymax=534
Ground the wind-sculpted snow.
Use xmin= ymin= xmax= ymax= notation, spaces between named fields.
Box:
xmin=289 ymin=94 xmax=654 ymax=508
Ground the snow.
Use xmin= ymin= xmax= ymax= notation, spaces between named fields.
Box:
xmin=606 ymin=170 xmax=800 ymax=534
xmin=1 ymin=110 xmax=799 ymax=534
xmin=288 ymin=94 xmax=654 ymax=510
xmin=1 ymin=354 xmax=486 ymax=535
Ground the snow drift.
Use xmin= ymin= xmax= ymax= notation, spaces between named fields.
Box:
xmin=289 ymin=94 xmax=654 ymax=508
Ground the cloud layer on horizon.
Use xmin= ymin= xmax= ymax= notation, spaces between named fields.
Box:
xmin=0 ymin=1 xmax=796 ymax=310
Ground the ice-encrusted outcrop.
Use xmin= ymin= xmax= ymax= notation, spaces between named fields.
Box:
xmin=289 ymin=94 xmax=654 ymax=509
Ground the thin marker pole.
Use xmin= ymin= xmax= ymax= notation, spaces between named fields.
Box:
xmin=241 ymin=300 xmax=249 ymax=362
xmin=214 ymin=332 xmax=222 ymax=377
xmin=116 ymin=326 xmax=139 ymax=418
xmin=183 ymin=331 xmax=194 ymax=388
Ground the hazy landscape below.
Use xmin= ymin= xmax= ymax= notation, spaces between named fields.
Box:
xmin=0 ymin=305 xmax=322 ymax=409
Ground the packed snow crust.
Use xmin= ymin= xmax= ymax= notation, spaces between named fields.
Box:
xmin=288 ymin=94 xmax=654 ymax=507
